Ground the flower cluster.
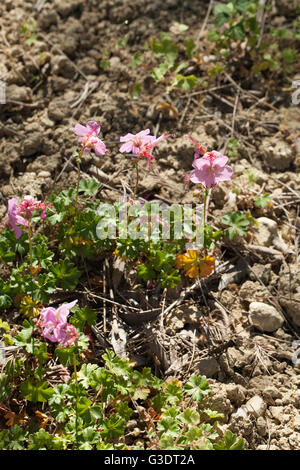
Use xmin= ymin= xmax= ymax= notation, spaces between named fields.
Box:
xmin=38 ymin=300 xmax=78 ymax=348
xmin=189 ymin=150 xmax=233 ymax=189
xmin=73 ymin=121 xmax=107 ymax=156
xmin=5 ymin=196 xmax=51 ymax=239
xmin=119 ymin=129 xmax=173 ymax=168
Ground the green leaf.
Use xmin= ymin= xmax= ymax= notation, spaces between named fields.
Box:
xmin=138 ymin=263 xmax=156 ymax=281
xmin=282 ymin=48 xmax=298 ymax=64
xmin=103 ymin=350 xmax=133 ymax=377
xmin=151 ymin=61 xmax=171 ymax=81
xmin=214 ymin=430 xmax=245 ymax=450
xmin=184 ymin=38 xmax=197 ymax=59
xmin=172 ymin=74 xmax=198 ymax=92
xmin=100 ymin=59 xmax=110 ymax=70
xmin=116 ymin=34 xmax=129 ymax=49
xmin=221 ymin=211 xmax=250 ymax=240
xmin=21 ymin=380 xmax=54 ymax=402
xmin=28 ymin=429 xmax=56 ymax=450
xmin=130 ymin=82 xmax=142 ymax=98
xmin=151 ymin=35 xmax=178 ymax=65
xmin=233 ymin=0 xmax=252 ymax=12
xmin=157 ymin=416 xmax=180 ymax=438
xmin=184 ymin=375 xmax=211 ymax=402
xmin=254 ymin=193 xmax=272 ymax=208
xmin=77 ymin=363 xmax=101 ymax=388
xmin=207 ymin=28 xmax=220 ymax=42
xmin=159 ymin=433 xmax=175 ymax=450
xmin=71 ymin=306 xmax=97 ymax=331
xmin=26 ymin=33 xmax=37 ymax=46
xmin=129 ymin=51 xmax=143 ymax=69
xmin=179 ymin=408 xmax=200 ymax=426
xmin=51 ymin=260 xmax=81 ymax=290
xmin=203 ymin=408 xmax=225 ymax=419
xmin=0 ymin=295 xmax=12 ymax=309
xmin=229 ymin=23 xmax=245 ymax=41
xmin=214 ymin=5 xmax=232 ymax=27
xmin=0 ymin=320 xmax=9 ymax=332
xmin=78 ymin=179 xmax=102 ymax=196
xmin=0 ymin=425 xmax=27 ymax=450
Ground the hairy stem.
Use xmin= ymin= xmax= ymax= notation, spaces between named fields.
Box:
xmin=28 ymin=221 xmax=33 ymax=276
xmin=73 ymin=351 xmax=79 ymax=448
xmin=133 ymin=160 xmax=139 ymax=200
xmin=74 ymin=148 xmax=85 ymax=211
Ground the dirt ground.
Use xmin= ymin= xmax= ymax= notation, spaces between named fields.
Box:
xmin=0 ymin=0 xmax=300 ymax=450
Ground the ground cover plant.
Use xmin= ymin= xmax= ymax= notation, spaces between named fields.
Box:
xmin=0 ymin=0 xmax=299 ymax=451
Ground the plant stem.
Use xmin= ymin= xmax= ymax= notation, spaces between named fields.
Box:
xmin=201 ymin=189 xmax=210 ymax=254
xmin=28 ymin=221 xmax=33 ymax=276
xmin=73 ymin=351 xmax=79 ymax=448
xmin=74 ymin=148 xmax=85 ymax=211
xmin=133 ymin=160 xmax=139 ymax=200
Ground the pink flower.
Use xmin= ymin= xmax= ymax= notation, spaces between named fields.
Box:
xmin=73 ymin=121 xmax=106 ymax=156
xmin=119 ymin=129 xmax=155 ymax=155
xmin=54 ymin=323 xmax=79 ymax=348
xmin=39 ymin=300 xmax=78 ymax=347
xmin=138 ymin=133 xmax=174 ymax=169
xmin=190 ymin=151 xmax=233 ymax=189
xmin=18 ymin=196 xmax=51 ymax=221
xmin=187 ymin=136 xmax=207 ymax=160
xmin=5 ymin=198 xmax=27 ymax=239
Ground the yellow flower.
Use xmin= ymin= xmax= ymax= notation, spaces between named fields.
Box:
xmin=176 ymin=250 xmax=215 ymax=279
xmin=19 ymin=295 xmax=41 ymax=318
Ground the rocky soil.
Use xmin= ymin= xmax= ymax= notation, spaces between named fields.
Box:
xmin=0 ymin=0 xmax=300 ymax=450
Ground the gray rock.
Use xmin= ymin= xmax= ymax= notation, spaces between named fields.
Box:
xmin=249 ymin=302 xmax=284 ymax=332
xmin=22 ymin=132 xmax=43 ymax=157
xmin=239 ymin=281 xmax=269 ymax=303
xmin=279 ymin=264 xmax=300 ymax=327
xmin=218 ymin=258 xmax=248 ymax=290
xmin=39 ymin=10 xmax=58 ymax=29
xmin=52 ymin=56 xmax=76 ymax=79
xmin=248 ymin=263 xmax=272 ymax=285
xmin=262 ymin=138 xmax=293 ymax=170
xmin=225 ymin=384 xmax=246 ymax=406
xmin=269 ymin=406 xmax=285 ymax=423
xmin=6 ymin=84 xmax=32 ymax=102
xmin=244 ymin=395 xmax=266 ymax=417
xmin=253 ymin=217 xmax=278 ymax=246
xmin=257 ymin=416 xmax=267 ymax=436
xmin=197 ymin=358 xmax=220 ymax=378
xmin=55 ymin=0 xmax=83 ymax=17
xmin=27 ymin=154 xmax=60 ymax=174
xmin=48 ymin=99 xmax=70 ymax=122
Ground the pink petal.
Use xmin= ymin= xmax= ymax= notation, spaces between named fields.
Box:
xmin=74 ymin=124 xmax=88 ymax=137
xmin=94 ymin=141 xmax=107 ymax=156
xmin=11 ymin=223 xmax=23 ymax=239
xmin=136 ymin=129 xmax=151 ymax=138
xmin=8 ymin=198 xmax=18 ymax=217
xmin=211 ymin=155 xmax=228 ymax=166
xmin=214 ymin=165 xmax=233 ymax=184
xmin=40 ymin=307 xmax=57 ymax=324
xmin=192 ymin=158 xmax=210 ymax=171
xmin=56 ymin=300 xmax=78 ymax=323
xmin=120 ymin=142 xmax=134 ymax=153
xmin=120 ymin=133 xmax=135 ymax=143
xmin=86 ymin=121 xmax=101 ymax=136
xmin=131 ymin=145 xmax=141 ymax=155
xmin=190 ymin=166 xmax=216 ymax=188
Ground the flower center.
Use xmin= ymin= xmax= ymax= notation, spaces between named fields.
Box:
xmin=133 ymin=137 xmax=143 ymax=147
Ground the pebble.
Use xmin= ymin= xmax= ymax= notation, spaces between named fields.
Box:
xmin=244 ymin=395 xmax=266 ymax=418
xmin=249 ymin=301 xmax=284 ymax=332
xmin=253 ymin=217 xmax=278 ymax=246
